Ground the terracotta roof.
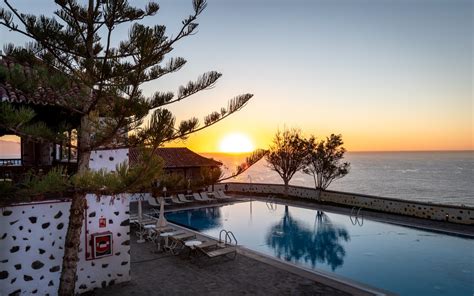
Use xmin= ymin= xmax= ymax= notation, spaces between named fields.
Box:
xmin=0 ymin=57 xmax=83 ymax=106
xmin=0 ymin=57 xmax=87 ymax=107
xmin=129 ymin=147 xmax=221 ymax=168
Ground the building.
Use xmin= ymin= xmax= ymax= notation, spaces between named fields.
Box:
xmin=128 ymin=147 xmax=222 ymax=182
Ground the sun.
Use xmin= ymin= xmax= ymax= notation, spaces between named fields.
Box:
xmin=219 ymin=133 xmax=254 ymax=153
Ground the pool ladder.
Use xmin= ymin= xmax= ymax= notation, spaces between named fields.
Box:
xmin=266 ymin=195 xmax=277 ymax=211
xmin=219 ymin=229 xmax=238 ymax=246
xmin=350 ymin=207 xmax=364 ymax=226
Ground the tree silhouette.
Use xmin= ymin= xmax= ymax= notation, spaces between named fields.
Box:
xmin=305 ymin=211 xmax=350 ymax=270
xmin=266 ymin=207 xmax=349 ymax=271
xmin=304 ymin=134 xmax=350 ymax=191
xmin=266 ymin=128 xmax=309 ymax=195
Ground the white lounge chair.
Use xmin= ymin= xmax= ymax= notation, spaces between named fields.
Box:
xmin=192 ymin=192 xmax=206 ymax=202
xmin=200 ymin=192 xmax=216 ymax=201
xmin=214 ymin=190 xmax=231 ymax=199
xmin=199 ymin=192 xmax=215 ymax=202
xmin=147 ymin=195 xmax=170 ymax=207
xmin=177 ymin=193 xmax=192 ymax=203
xmin=170 ymin=195 xmax=185 ymax=204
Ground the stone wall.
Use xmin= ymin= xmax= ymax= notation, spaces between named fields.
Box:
xmin=0 ymin=195 xmax=131 ymax=295
xmin=217 ymin=182 xmax=473 ymax=225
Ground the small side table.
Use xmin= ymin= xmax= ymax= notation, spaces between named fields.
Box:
xmin=159 ymin=231 xmax=180 ymax=251
xmin=185 ymin=240 xmax=202 ymax=258
xmin=185 ymin=240 xmax=202 ymax=249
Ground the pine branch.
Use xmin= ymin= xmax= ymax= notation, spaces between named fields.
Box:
xmin=219 ymin=149 xmax=268 ymax=182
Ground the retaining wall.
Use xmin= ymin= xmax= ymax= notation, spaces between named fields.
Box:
xmin=216 ymin=182 xmax=473 ymax=225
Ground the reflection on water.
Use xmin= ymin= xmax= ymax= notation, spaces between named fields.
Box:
xmin=266 ymin=206 xmax=350 ymax=271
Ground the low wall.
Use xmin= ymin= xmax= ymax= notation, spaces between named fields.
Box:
xmin=216 ymin=182 xmax=473 ymax=225
xmin=0 ymin=194 xmax=131 ymax=295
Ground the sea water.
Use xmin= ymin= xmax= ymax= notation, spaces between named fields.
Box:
xmin=202 ymin=151 xmax=474 ymax=206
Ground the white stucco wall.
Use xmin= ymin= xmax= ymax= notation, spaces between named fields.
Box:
xmin=0 ymin=201 xmax=70 ymax=296
xmin=89 ymin=149 xmax=129 ymax=172
xmin=1 ymin=148 xmax=132 ymax=295
xmin=0 ymin=196 xmax=131 ymax=295
xmin=75 ymin=194 xmax=131 ymax=293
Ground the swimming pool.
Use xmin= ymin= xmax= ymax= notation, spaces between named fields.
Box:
xmin=165 ymin=200 xmax=474 ymax=296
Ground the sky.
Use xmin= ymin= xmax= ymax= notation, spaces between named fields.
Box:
xmin=0 ymin=0 xmax=472 ymax=152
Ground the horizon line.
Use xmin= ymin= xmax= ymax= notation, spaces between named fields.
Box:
xmin=198 ymin=149 xmax=474 ymax=154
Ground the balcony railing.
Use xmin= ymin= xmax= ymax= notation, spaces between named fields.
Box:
xmin=0 ymin=158 xmax=22 ymax=166
xmin=0 ymin=163 xmax=78 ymax=182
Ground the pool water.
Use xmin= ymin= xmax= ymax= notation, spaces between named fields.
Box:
xmin=165 ymin=201 xmax=474 ymax=296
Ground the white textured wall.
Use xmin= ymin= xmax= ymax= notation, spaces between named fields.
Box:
xmin=0 ymin=196 xmax=131 ymax=295
xmin=0 ymin=201 xmax=70 ymax=296
xmin=89 ymin=149 xmax=129 ymax=172
xmin=75 ymin=194 xmax=131 ymax=293
xmin=1 ymin=148 xmax=132 ymax=295
xmin=218 ymin=182 xmax=474 ymax=225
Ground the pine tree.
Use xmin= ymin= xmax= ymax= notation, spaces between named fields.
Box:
xmin=0 ymin=1 xmax=255 ymax=294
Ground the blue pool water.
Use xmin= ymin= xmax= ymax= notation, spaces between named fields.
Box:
xmin=166 ymin=201 xmax=474 ymax=296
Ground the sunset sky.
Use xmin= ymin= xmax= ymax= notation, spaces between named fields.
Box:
xmin=1 ymin=0 xmax=472 ymax=152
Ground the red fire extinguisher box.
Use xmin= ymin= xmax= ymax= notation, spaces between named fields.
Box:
xmin=91 ymin=232 xmax=113 ymax=259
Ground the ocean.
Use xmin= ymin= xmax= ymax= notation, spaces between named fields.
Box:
xmin=202 ymin=151 xmax=474 ymax=207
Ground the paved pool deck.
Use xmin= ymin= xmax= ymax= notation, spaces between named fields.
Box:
xmin=89 ymin=233 xmax=364 ymax=296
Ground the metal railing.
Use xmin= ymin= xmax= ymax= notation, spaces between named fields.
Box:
xmin=219 ymin=229 xmax=238 ymax=246
xmin=266 ymin=195 xmax=277 ymax=211
xmin=350 ymin=207 xmax=364 ymax=226
xmin=0 ymin=159 xmax=21 ymax=166
xmin=0 ymin=163 xmax=78 ymax=182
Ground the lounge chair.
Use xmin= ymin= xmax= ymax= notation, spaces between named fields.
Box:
xmin=149 ymin=227 xmax=179 ymax=250
xmin=213 ymin=190 xmax=231 ymax=200
xmin=196 ymin=242 xmax=237 ymax=260
xmin=200 ymin=192 xmax=216 ymax=201
xmin=192 ymin=192 xmax=205 ymax=202
xmin=218 ymin=190 xmax=232 ymax=199
xmin=168 ymin=231 xmax=196 ymax=254
xmin=177 ymin=193 xmax=192 ymax=203
xmin=134 ymin=217 xmax=158 ymax=241
xmin=147 ymin=195 xmax=170 ymax=207
xmin=196 ymin=241 xmax=217 ymax=249
xmin=170 ymin=195 xmax=186 ymax=204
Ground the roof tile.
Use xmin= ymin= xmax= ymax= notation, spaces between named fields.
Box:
xmin=129 ymin=147 xmax=221 ymax=168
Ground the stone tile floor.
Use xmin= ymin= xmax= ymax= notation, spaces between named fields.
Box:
xmin=87 ymin=234 xmax=351 ymax=296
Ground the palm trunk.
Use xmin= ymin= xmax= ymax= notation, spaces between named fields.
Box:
xmin=59 ymin=115 xmax=91 ymax=295
xmin=58 ymin=193 xmax=87 ymax=295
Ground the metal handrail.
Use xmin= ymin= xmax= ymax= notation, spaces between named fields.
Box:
xmin=350 ymin=207 xmax=364 ymax=226
xmin=219 ymin=229 xmax=227 ymax=243
xmin=225 ymin=231 xmax=238 ymax=246
xmin=266 ymin=195 xmax=277 ymax=211
xmin=219 ymin=229 xmax=238 ymax=246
